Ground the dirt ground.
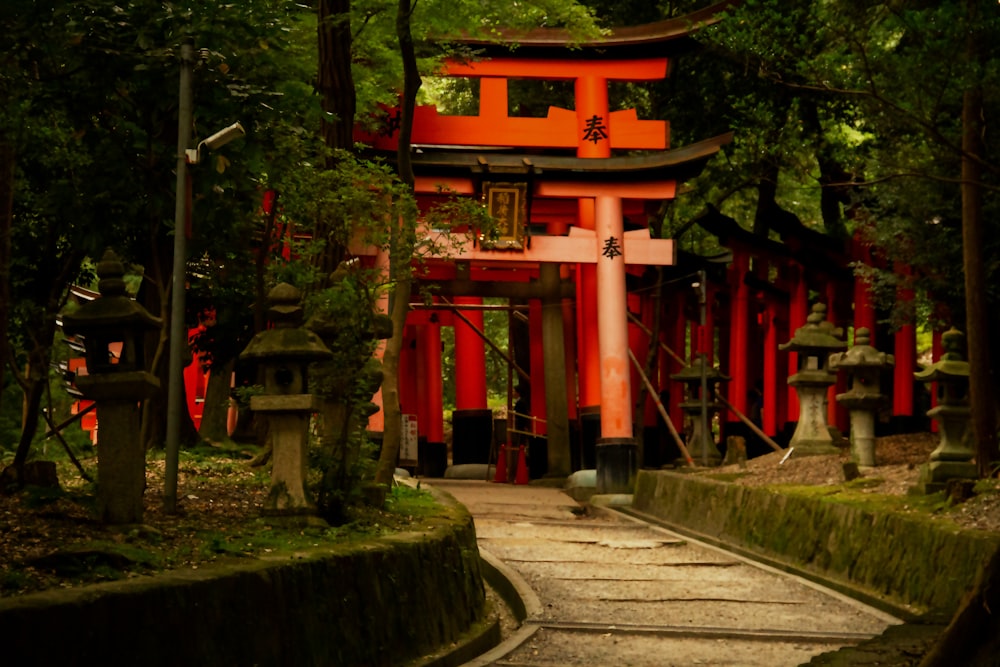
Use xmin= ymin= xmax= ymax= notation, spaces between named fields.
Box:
xmin=0 ymin=452 xmax=418 ymax=598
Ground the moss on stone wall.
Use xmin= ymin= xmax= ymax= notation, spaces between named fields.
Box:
xmin=0 ymin=489 xmax=485 ymax=667
xmin=633 ymin=470 xmax=1000 ymax=615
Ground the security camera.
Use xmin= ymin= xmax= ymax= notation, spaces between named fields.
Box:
xmin=202 ymin=122 xmax=245 ymax=150
xmin=185 ymin=122 xmax=246 ymax=163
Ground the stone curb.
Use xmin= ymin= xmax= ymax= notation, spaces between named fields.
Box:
xmin=457 ymin=548 xmax=544 ymax=666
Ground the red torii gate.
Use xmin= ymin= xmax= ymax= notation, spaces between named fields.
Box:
xmin=353 ymin=6 xmax=733 ymax=491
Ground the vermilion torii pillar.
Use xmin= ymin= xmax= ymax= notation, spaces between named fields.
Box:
xmin=593 ymin=195 xmax=637 ymax=490
xmin=452 ymin=295 xmax=491 ymax=465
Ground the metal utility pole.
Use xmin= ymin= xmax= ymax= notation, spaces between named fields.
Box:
xmin=164 ymin=39 xmax=194 ymax=514
xmin=698 ymin=270 xmax=710 ymax=466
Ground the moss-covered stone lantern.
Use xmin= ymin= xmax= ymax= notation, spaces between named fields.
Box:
xmin=779 ymin=302 xmax=847 ymax=456
xmin=830 ymin=328 xmax=894 ymax=467
xmin=240 ymin=283 xmax=332 ymax=515
xmin=61 ymin=249 xmax=162 ymax=524
xmin=912 ymin=328 xmax=976 ymax=494
xmin=670 ymin=357 xmax=729 ymax=464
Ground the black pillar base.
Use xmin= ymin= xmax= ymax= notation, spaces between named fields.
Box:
xmin=419 ymin=440 xmax=447 ymax=478
xmin=579 ymin=407 xmax=601 ymax=470
xmin=529 ymin=436 xmax=548 ymax=479
xmin=451 ymin=408 xmax=493 ymax=465
xmin=596 ymin=437 xmax=637 ymax=494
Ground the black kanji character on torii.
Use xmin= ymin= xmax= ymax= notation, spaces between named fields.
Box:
xmin=582 ymin=115 xmax=609 ymax=144
xmin=602 ymin=235 xmax=623 ymax=260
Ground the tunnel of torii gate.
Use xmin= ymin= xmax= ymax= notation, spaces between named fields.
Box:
xmin=350 ymin=4 xmax=930 ymax=493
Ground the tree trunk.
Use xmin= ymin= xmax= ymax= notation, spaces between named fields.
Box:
xmin=199 ymin=357 xmax=235 ymax=444
xmin=314 ymin=0 xmax=354 ymax=276
xmin=393 ymin=0 xmax=420 ymax=189
xmin=12 ymin=354 xmax=48 ymax=469
xmin=374 ymin=276 xmax=410 ymax=486
xmin=9 ymin=248 xmax=82 ymax=476
xmin=317 ymin=0 xmax=356 ymax=154
xmin=373 ymin=0 xmax=422 ymax=488
xmin=919 ymin=545 xmax=1000 ymax=666
xmin=138 ymin=218 xmax=172 ymax=451
xmin=0 ymin=136 xmax=13 ymax=418
xmin=960 ymin=18 xmax=997 ymax=476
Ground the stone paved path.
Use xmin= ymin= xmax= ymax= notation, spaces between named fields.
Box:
xmin=430 ymin=479 xmax=901 ymax=667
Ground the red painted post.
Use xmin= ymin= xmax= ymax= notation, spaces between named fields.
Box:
xmin=628 ymin=291 xmax=647 ymax=421
xmin=595 ymin=195 xmax=632 ymax=439
xmin=575 ymin=76 xmax=610 ymax=160
xmin=669 ymin=298 xmax=686 ymax=430
xmin=762 ymin=299 xmax=780 ymax=437
xmin=893 ymin=264 xmax=915 ymax=417
xmin=727 ymin=249 xmax=750 ymax=422
xmin=415 ymin=325 xmax=430 ymax=440
xmin=453 ymin=296 xmax=487 ymax=410
xmin=641 ymin=292 xmax=659 ymax=431
xmin=420 ymin=319 xmax=444 ymax=446
xmin=576 ymin=199 xmax=601 ymax=410
xmin=787 ymin=267 xmax=809 ymax=422
xmin=561 ymin=265 xmax=579 ymax=424
xmin=529 ymin=298 xmax=547 ymax=435
xmin=399 ymin=325 xmax=419 ymax=420
xmin=827 ymin=282 xmax=849 ymax=433
xmin=702 ymin=286 xmax=715 ymax=364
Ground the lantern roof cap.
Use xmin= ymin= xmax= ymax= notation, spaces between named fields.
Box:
xmin=914 ymin=328 xmax=969 ymax=382
xmin=670 ymin=356 xmax=729 ymax=383
xmin=779 ymin=303 xmax=847 ymax=353
xmin=240 ymin=283 xmax=332 ymax=362
xmin=61 ymin=249 xmax=162 ymax=336
xmin=829 ymin=328 xmax=895 ymax=369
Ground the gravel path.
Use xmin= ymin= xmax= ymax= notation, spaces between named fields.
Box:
xmin=432 ymin=479 xmax=900 ymax=667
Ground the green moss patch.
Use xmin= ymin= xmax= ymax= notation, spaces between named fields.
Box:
xmin=633 ymin=470 xmax=1000 ymax=615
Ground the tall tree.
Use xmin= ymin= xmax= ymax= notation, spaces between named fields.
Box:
xmin=959 ymin=0 xmax=996 ymax=475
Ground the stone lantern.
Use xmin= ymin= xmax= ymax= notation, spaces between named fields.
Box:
xmin=829 ymin=328 xmax=894 ymax=467
xmin=670 ymin=357 xmax=729 ymax=464
xmin=912 ymin=328 xmax=976 ymax=494
xmin=779 ymin=302 xmax=847 ymax=456
xmin=61 ymin=249 xmax=162 ymax=524
xmin=240 ymin=283 xmax=332 ymax=515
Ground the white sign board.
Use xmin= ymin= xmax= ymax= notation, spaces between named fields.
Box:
xmin=400 ymin=414 xmax=419 ymax=467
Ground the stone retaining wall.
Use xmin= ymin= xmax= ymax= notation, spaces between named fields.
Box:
xmin=0 ymin=490 xmax=486 ymax=667
xmin=632 ymin=470 xmax=1000 ymax=616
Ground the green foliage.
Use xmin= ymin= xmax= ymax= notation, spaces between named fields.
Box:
xmin=693 ymin=0 xmax=1000 ymax=326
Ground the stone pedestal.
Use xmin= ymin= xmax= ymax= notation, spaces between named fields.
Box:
xmin=830 ymin=328 xmax=894 ymax=467
xmin=912 ymin=328 xmax=976 ymax=495
xmin=779 ymin=303 xmax=847 ymax=457
xmin=913 ymin=403 xmax=977 ymax=494
xmin=77 ymin=373 xmax=159 ymax=524
xmin=251 ymin=395 xmax=322 ymax=514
